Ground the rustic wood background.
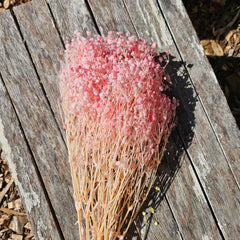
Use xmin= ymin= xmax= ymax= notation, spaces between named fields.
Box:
xmin=0 ymin=0 xmax=239 ymax=239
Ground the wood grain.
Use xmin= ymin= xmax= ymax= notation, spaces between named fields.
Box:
xmin=13 ymin=0 xmax=66 ymax=139
xmin=0 ymin=73 xmax=61 ymax=239
xmin=158 ymin=0 xmax=240 ymax=186
xmin=88 ymin=0 xmax=136 ymax=36
xmin=47 ymin=0 xmax=97 ymax=41
xmin=165 ymin=136 xmax=223 ymax=240
xmin=0 ymin=9 xmax=78 ymax=240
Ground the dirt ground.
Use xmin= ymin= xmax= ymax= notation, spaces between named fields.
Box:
xmin=0 ymin=0 xmax=239 ymax=239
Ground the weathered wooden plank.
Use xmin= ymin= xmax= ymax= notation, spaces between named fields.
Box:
xmin=123 ymin=0 xmax=240 ymax=239
xmin=165 ymin=136 xmax=223 ymax=240
xmin=158 ymin=0 xmax=240 ymax=186
xmin=0 ymin=73 xmax=62 ymax=240
xmin=0 ymin=9 xmax=78 ymax=240
xmin=13 ymin=0 xmax=65 ymax=138
xmin=141 ymin=197 xmax=183 ymax=240
xmin=47 ymin=0 xmax=97 ymax=41
xmin=88 ymin=0 xmax=135 ymax=36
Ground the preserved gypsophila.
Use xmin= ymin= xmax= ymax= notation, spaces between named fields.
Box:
xmin=59 ymin=31 xmax=177 ymax=240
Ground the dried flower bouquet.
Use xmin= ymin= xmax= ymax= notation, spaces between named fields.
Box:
xmin=59 ymin=31 xmax=177 ymax=240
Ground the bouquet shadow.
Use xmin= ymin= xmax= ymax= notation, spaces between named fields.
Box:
xmin=125 ymin=54 xmax=197 ymax=239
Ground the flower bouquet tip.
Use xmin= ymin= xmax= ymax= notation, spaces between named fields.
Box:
xmin=59 ymin=31 xmax=178 ymax=240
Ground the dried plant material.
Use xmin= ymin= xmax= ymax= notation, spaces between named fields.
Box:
xmin=220 ymin=28 xmax=240 ymax=57
xmin=0 ymin=228 xmax=9 ymax=234
xmin=11 ymin=233 xmax=23 ymax=240
xmin=1 ymin=151 xmax=6 ymax=163
xmin=0 ymin=178 xmax=14 ymax=204
xmin=24 ymin=222 xmax=31 ymax=230
xmin=0 ymin=151 xmax=34 ymax=240
xmin=0 ymin=0 xmax=32 ymax=11
xmin=200 ymin=39 xmax=224 ymax=56
xmin=9 ymin=215 xmax=28 ymax=234
xmin=0 ymin=178 xmax=3 ymax=189
xmin=0 ymin=214 xmax=11 ymax=225
xmin=0 ymin=207 xmax=26 ymax=216
xmin=60 ymin=31 xmax=177 ymax=239
xmin=25 ymin=232 xmax=34 ymax=239
xmin=8 ymin=198 xmax=22 ymax=210
xmin=3 ymin=0 xmax=10 ymax=9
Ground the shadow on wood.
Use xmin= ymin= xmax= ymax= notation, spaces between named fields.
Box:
xmin=125 ymin=53 xmax=197 ymax=239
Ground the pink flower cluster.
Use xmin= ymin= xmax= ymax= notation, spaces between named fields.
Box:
xmin=60 ymin=31 xmax=177 ymax=168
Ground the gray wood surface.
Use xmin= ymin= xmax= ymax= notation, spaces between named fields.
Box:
xmin=123 ymin=0 xmax=240 ymax=239
xmin=13 ymin=0 xmax=66 ymax=139
xmin=0 ymin=72 xmax=62 ymax=239
xmin=0 ymin=0 xmax=239 ymax=239
xmin=0 ymin=6 xmax=78 ymax=240
xmin=158 ymin=0 xmax=240 ymax=187
xmin=47 ymin=0 xmax=98 ymax=41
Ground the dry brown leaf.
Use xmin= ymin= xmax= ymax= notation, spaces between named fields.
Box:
xmin=200 ymin=39 xmax=224 ymax=56
xmin=9 ymin=215 xmax=28 ymax=234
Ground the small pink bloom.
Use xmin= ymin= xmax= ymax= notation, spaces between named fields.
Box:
xmin=151 ymin=42 xmax=157 ymax=49
xmin=125 ymin=128 xmax=130 ymax=134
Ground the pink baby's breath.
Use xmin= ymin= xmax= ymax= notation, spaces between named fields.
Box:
xmin=60 ymin=31 xmax=177 ymax=239
xmin=60 ymin=31 xmax=177 ymax=167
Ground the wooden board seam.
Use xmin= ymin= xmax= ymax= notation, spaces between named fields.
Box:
xmin=155 ymin=0 xmax=240 ymax=190
xmin=11 ymin=8 xmax=67 ymax=148
xmin=178 ymin=130 xmax=225 ymax=239
xmin=44 ymin=1 xmax=65 ymax=47
xmin=0 ymin=72 xmax=65 ymax=240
